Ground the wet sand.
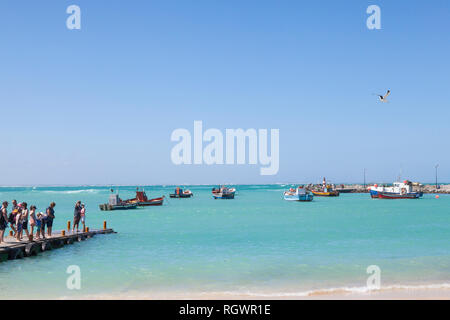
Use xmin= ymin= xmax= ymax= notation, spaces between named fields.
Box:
xmin=64 ymin=286 xmax=450 ymax=300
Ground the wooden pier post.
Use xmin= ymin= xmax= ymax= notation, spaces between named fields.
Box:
xmin=103 ymin=221 xmax=107 ymax=230
xmin=9 ymin=231 xmax=13 ymax=237
xmin=67 ymin=221 xmax=71 ymax=231
xmin=86 ymin=227 xmax=89 ymax=232
xmin=61 ymin=230 xmax=66 ymax=236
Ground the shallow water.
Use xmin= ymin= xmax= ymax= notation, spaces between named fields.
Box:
xmin=0 ymin=185 xmax=449 ymax=299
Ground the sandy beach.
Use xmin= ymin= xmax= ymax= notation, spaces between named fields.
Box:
xmin=66 ymin=284 xmax=450 ymax=300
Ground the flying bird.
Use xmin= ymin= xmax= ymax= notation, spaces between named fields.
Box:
xmin=375 ymin=90 xmax=391 ymax=103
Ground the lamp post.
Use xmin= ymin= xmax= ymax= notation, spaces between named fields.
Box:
xmin=435 ymin=164 xmax=439 ymax=189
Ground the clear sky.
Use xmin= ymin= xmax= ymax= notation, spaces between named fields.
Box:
xmin=0 ymin=0 xmax=449 ymax=185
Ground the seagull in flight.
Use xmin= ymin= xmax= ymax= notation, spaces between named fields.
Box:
xmin=375 ymin=90 xmax=391 ymax=103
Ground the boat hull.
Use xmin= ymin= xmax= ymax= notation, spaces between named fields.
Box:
xmin=169 ymin=193 xmax=193 ymax=198
xmin=311 ymin=191 xmax=340 ymax=197
xmin=127 ymin=197 xmax=164 ymax=206
xmin=284 ymin=194 xmax=314 ymax=202
xmin=376 ymin=192 xmax=422 ymax=199
xmin=370 ymin=190 xmax=379 ymax=198
xmin=99 ymin=203 xmax=137 ymax=211
xmin=212 ymin=192 xmax=235 ymax=199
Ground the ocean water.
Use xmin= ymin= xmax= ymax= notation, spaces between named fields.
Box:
xmin=0 ymin=185 xmax=449 ymax=299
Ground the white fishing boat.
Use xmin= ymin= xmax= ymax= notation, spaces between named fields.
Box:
xmin=284 ymin=186 xmax=314 ymax=202
xmin=212 ymin=186 xmax=236 ymax=199
xmin=369 ymin=181 xmax=423 ymax=199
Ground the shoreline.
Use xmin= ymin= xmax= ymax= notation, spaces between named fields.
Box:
xmin=59 ymin=284 xmax=450 ymax=300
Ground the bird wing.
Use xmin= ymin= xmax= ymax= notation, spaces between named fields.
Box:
xmin=383 ymin=90 xmax=391 ymax=99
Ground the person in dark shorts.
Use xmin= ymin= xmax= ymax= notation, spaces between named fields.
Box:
xmin=8 ymin=199 xmax=18 ymax=235
xmin=46 ymin=202 xmax=56 ymax=237
xmin=73 ymin=201 xmax=82 ymax=233
xmin=20 ymin=202 xmax=30 ymax=240
xmin=0 ymin=201 xmax=9 ymax=243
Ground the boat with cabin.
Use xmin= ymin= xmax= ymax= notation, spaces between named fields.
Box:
xmin=284 ymin=186 xmax=314 ymax=202
xmin=170 ymin=187 xmax=193 ymax=198
xmin=369 ymin=181 xmax=423 ymax=199
xmin=311 ymin=178 xmax=340 ymax=197
xmin=99 ymin=190 xmax=138 ymax=211
xmin=212 ymin=186 xmax=236 ymax=199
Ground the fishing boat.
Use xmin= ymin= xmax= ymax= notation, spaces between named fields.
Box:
xmin=212 ymin=186 xmax=236 ymax=199
xmin=170 ymin=187 xmax=193 ymax=198
xmin=369 ymin=181 xmax=423 ymax=199
xmin=99 ymin=191 xmax=138 ymax=211
xmin=311 ymin=190 xmax=340 ymax=197
xmin=284 ymin=186 xmax=314 ymax=202
xmin=311 ymin=177 xmax=340 ymax=197
xmin=125 ymin=188 xmax=165 ymax=206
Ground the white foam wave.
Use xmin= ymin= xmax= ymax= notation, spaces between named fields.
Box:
xmin=58 ymin=282 xmax=450 ymax=300
xmin=40 ymin=189 xmax=101 ymax=194
xmin=203 ymin=283 xmax=450 ymax=298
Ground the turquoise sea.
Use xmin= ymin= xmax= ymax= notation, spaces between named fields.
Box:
xmin=0 ymin=185 xmax=449 ymax=299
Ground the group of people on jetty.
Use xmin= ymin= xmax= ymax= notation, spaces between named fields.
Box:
xmin=0 ymin=200 xmax=87 ymax=244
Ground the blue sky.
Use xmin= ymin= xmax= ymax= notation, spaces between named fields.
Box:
xmin=0 ymin=0 xmax=449 ymax=185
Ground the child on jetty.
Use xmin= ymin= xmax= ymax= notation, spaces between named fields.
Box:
xmin=29 ymin=205 xmax=37 ymax=240
xmin=37 ymin=211 xmax=47 ymax=239
xmin=80 ymin=203 xmax=86 ymax=231
xmin=36 ymin=212 xmax=44 ymax=239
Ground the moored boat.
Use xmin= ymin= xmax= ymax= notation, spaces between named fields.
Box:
xmin=369 ymin=181 xmax=423 ymax=199
xmin=170 ymin=187 xmax=193 ymax=198
xmin=212 ymin=186 xmax=236 ymax=199
xmin=99 ymin=191 xmax=138 ymax=211
xmin=310 ymin=177 xmax=340 ymax=197
xmin=311 ymin=190 xmax=340 ymax=197
xmin=284 ymin=186 xmax=314 ymax=202
xmin=125 ymin=188 xmax=165 ymax=206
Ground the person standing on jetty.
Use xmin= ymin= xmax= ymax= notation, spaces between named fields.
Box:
xmin=8 ymin=199 xmax=18 ymax=235
xmin=80 ymin=203 xmax=86 ymax=231
xmin=73 ymin=201 xmax=82 ymax=233
xmin=45 ymin=202 xmax=55 ymax=237
xmin=15 ymin=205 xmax=24 ymax=241
xmin=20 ymin=203 xmax=30 ymax=240
xmin=29 ymin=205 xmax=37 ymax=239
xmin=0 ymin=201 xmax=8 ymax=243
xmin=37 ymin=212 xmax=46 ymax=239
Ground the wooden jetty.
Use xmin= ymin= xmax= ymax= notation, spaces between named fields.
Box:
xmin=0 ymin=221 xmax=115 ymax=263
